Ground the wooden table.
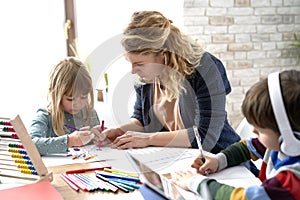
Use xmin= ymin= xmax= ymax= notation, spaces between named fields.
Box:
xmin=45 ymin=148 xmax=262 ymax=199
xmin=47 ymin=162 xmax=144 ymax=200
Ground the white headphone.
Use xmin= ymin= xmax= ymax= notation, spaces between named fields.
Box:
xmin=268 ymin=71 xmax=300 ymax=156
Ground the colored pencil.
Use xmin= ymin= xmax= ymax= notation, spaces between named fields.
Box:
xmin=95 ymin=173 xmax=129 ymax=193
xmin=60 ymin=173 xmax=80 ymax=192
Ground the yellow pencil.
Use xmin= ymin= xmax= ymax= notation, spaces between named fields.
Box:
xmin=103 ymin=168 xmax=139 ymax=178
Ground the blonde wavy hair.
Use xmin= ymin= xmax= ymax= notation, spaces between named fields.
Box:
xmin=121 ymin=11 xmax=205 ymax=100
xmin=47 ymin=57 xmax=94 ymax=136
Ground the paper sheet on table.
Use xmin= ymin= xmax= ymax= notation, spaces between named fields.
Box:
xmin=126 ymin=147 xmax=198 ymax=172
xmin=0 ymin=176 xmax=34 ymax=190
xmin=42 ymin=145 xmax=197 ymax=169
xmin=41 ymin=144 xmax=129 ymax=167
xmin=127 ymin=147 xmax=261 ymax=198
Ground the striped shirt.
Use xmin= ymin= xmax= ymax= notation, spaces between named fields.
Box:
xmin=188 ymin=138 xmax=300 ymax=200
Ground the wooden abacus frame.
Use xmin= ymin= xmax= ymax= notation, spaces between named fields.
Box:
xmin=0 ymin=115 xmax=53 ymax=182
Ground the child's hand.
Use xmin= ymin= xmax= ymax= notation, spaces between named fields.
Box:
xmin=68 ymin=130 xmax=95 ymax=147
xmin=79 ymin=126 xmax=90 ymax=131
xmin=91 ymin=125 xmax=107 ymax=141
xmin=171 ymin=170 xmax=197 ymax=191
xmin=191 ymin=155 xmax=219 ymax=175
xmin=91 ymin=125 xmax=110 ymax=148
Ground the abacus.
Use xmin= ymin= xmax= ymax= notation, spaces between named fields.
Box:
xmin=0 ymin=115 xmax=53 ymax=182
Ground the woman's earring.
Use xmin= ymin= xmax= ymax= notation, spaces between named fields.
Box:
xmin=164 ymin=54 xmax=167 ymax=65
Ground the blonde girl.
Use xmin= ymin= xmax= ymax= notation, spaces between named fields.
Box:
xmin=30 ymin=57 xmax=99 ymax=155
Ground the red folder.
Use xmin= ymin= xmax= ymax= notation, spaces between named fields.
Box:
xmin=0 ymin=181 xmax=63 ymax=200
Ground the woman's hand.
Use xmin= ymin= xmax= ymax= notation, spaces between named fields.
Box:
xmin=191 ymin=155 xmax=219 ymax=175
xmin=103 ymin=128 xmax=124 ymax=142
xmin=111 ymin=131 xmax=151 ymax=149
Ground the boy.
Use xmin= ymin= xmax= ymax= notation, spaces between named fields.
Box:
xmin=173 ymin=70 xmax=300 ymax=200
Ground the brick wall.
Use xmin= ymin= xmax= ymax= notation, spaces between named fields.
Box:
xmin=183 ymin=0 xmax=300 ymax=129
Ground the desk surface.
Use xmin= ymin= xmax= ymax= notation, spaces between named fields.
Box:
xmin=46 ymin=148 xmax=261 ymax=199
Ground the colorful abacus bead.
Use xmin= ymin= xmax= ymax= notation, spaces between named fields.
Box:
xmin=17 ymin=164 xmax=36 ymax=170
xmin=11 ymin=153 xmax=30 ymax=160
xmin=20 ymin=169 xmax=38 ymax=175
xmin=8 ymin=143 xmax=24 ymax=148
xmin=2 ymin=127 xmax=15 ymax=132
xmin=14 ymin=159 xmax=33 ymax=165
xmin=0 ymin=121 xmax=12 ymax=126
xmin=8 ymin=148 xmax=27 ymax=154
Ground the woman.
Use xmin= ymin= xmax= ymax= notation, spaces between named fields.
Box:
xmin=98 ymin=11 xmax=240 ymax=154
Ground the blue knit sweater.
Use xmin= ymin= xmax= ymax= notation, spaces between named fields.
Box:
xmin=131 ymin=52 xmax=240 ymax=153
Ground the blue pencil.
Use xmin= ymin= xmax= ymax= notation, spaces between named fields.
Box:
xmin=107 ymin=178 xmax=140 ymax=189
xmin=95 ymin=171 xmax=141 ymax=182
xmin=72 ymin=173 xmax=98 ymax=191
xmin=95 ymin=173 xmax=129 ymax=193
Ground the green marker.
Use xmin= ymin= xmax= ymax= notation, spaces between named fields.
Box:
xmin=104 ymin=73 xmax=108 ymax=93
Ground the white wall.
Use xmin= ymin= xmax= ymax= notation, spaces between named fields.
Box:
xmin=76 ymin=0 xmax=184 ymax=59
xmin=0 ymin=0 xmax=184 ymax=127
xmin=75 ymin=0 xmax=184 ymax=126
xmin=0 ymin=1 xmax=66 ymax=127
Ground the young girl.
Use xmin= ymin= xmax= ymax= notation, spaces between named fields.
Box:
xmin=30 ymin=57 xmax=100 ymax=155
xmin=172 ymin=70 xmax=300 ymax=200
